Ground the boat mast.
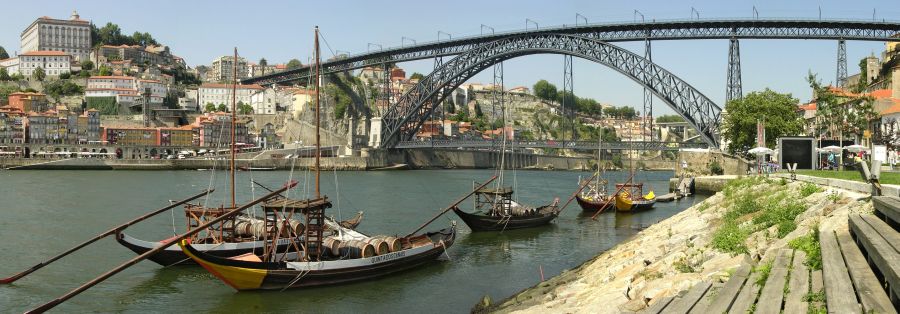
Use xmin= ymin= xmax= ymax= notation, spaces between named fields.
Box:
xmin=230 ymin=47 xmax=238 ymax=208
xmin=314 ymin=26 xmax=321 ymax=198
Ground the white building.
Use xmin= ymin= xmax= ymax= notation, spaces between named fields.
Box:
xmin=20 ymin=11 xmax=91 ymax=61
xmin=17 ymin=51 xmax=72 ymax=77
xmin=198 ymin=83 xmax=263 ymax=110
xmin=209 ymin=56 xmax=248 ymax=82
xmin=179 ymin=89 xmax=199 ymax=111
xmin=84 ymin=76 xmax=167 ymax=106
xmin=0 ymin=58 xmax=19 ymax=75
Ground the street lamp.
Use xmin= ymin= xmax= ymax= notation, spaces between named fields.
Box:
xmin=401 ymin=37 xmax=416 ymax=47
xmin=634 ymin=10 xmax=645 ymax=23
xmin=576 ymin=13 xmax=588 ymax=26
xmin=438 ymin=31 xmax=451 ymax=42
xmin=367 ymin=43 xmax=382 ymax=53
xmin=480 ymin=24 xmax=495 ymax=35
xmin=526 ymin=18 xmax=539 ymax=30
xmin=691 ymin=7 xmax=700 ymax=20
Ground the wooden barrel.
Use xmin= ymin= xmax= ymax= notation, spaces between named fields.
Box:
xmin=338 ymin=240 xmax=375 ymax=258
xmin=365 ymin=238 xmax=390 ymax=255
xmin=233 ymin=220 xmax=253 ymax=237
xmin=291 ymin=220 xmax=305 ymax=237
xmin=249 ymin=221 xmax=267 ymax=238
xmin=322 ymin=237 xmax=341 ymax=256
xmin=374 ymin=236 xmax=401 ymax=252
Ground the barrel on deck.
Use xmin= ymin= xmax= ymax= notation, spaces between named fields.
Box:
xmin=374 ymin=236 xmax=402 ymax=252
xmin=322 ymin=237 xmax=342 ymax=256
xmin=338 ymin=240 xmax=376 ymax=258
xmin=365 ymin=238 xmax=391 ymax=255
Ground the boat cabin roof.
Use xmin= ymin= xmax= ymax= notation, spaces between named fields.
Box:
xmin=476 ymin=186 xmax=513 ymax=196
xmin=262 ymin=196 xmax=332 ymax=211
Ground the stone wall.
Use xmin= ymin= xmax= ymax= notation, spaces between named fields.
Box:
xmin=676 ymin=150 xmax=751 ymax=176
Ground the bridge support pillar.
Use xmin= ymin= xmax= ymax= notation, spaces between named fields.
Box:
xmin=563 ymin=55 xmax=574 ymax=140
xmin=837 ymin=39 xmax=847 ymax=88
xmin=726 ymin=38 xmax=742 ymax=103
xmin=368 ymin=117 xmax=383 ymax=148
xmin=381 ymin=63 xmax=392 ymax=107
xmin=643 ymin=38 xmax=653 ymax=141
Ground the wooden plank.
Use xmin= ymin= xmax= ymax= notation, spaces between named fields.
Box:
xmin=706 ymin=264 xmax=751 ymax=314
xmin=810 ymin=270 xmax=824 ymax=310
xmin=728 ymin=270 xmax=763 ymax=314
xmin=836 ymin=230 xmax=896 ymax=314
xmin=665 ymin=281 xmax=712 ymax=314
xmin=686 ymin=282 xmax=720 ymax=314
xmin=640 ymin=296 xmax=673 ymax=314
xmin=872 ymin=196 xmax=900 ymax=229
xmin=783 ymin=250 xmax=809 ymax=314
xmin=850 ymin=214 xmax=900 ymax=303
xmin=756 ymin=249 xmax=793 ymax=314
xmin=820 ymin=229 xmax=862 ymax=314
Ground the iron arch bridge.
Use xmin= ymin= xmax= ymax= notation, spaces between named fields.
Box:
xmin=377 ymin=34 xmax=722 ymax=149
xmin=395 ymin=140 xmax=707 ymax=151
xmin=243 ymin=19 xmax=900 ymax=85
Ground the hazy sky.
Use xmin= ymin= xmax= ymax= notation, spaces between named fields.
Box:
xmin=2 ymin=0 xmax=899 ymax=115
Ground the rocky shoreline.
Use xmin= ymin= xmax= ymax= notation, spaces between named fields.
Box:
xmin=479 ymin=176 xmax=872 ymax=313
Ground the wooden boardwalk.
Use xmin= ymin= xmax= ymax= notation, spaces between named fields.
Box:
xmin=638 ymin=196 xmax=900 ymax=314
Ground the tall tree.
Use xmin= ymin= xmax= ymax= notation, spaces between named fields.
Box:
xmin=0 ymin=68 xmax=9 ymax=81
xmin=286 ymin=59 xmax=302 ymax=69
xmin=409 ymin=72 xmax=425 ymax=80
xmin=533 ymin=80 xmax=558 ymax=101
xmin=807 ymin=72 xmax=877 ymax=141
xmin=0 ymin=45 xmax=8 ymax=59
xmin=217 ymin=104 xmax=229 ymax=113
xmin=205 ymin=103 xmax=216 ymax=113
xmin=259 ymin=58 xmax=268 ymax=75
xmin=81 ymin=60 xmax=94 ymax=71
xmin=32 ymin=67 xmax=46 ymax=82
xmin=721 ymin=88 xmax=804 ymax=157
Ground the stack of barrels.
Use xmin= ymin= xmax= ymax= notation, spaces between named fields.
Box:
xmin=321 ymin=235 xmax=403 ymax=259
xmin=230 ymin=217 xmax=305 ymax=239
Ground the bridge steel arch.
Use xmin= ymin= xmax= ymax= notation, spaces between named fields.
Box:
xmin=378 ymin=34 xmax=722 ymax=149
xmin=244 ymin=19 xmax=900 ymax=86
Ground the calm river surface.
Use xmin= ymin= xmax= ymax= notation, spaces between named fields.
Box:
xmin=0 ymin=169 xmax=705 ymax=313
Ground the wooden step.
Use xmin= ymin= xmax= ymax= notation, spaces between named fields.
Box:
xmin=783 ymin=250 xmax=809 ymax=314
xmin=664 ymin=281 xmax=711 ymax=314
xmin=756 ymin=249 xmax=793 ymax=314
xmin=728 ymin=269 xmax=764 ymax=314
xmin=705 ymin=263 xmax=751 ymax=314
xmin=836 ymin=229 xmax=896 ymax=313
xmin=821 ymin=229 xmax=863 ymax=313
xmin=810 ymin=270 xmax=824 ymax=310
xmin=849 ymin=214 xmax=900 ymax=305
xmin=872 ymin=196 xmax=900 ymax=231
xmin=639 ymin=296 xmax=673 ymax=314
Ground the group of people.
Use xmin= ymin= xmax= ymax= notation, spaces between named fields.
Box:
xmin=821 ymin=151 xmax=871 ymax=170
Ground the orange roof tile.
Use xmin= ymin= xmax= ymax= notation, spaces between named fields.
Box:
xmin=20 ymin=50 xmax=70 ymax=56
xmin=870 ymin=89 xmax=893 ymax=99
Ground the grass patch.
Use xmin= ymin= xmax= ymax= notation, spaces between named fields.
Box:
xmin=635 ymin=268 xmax=663 ymax=280
xmin=788 ymin=229 xmax=822 ymax=270
xmin=696 ymin=201 xmax=711 ymax=212
xmin=711 ymin=221 xmax=749 ymax=255
xmin=796 ymin=169 xmax=900 ymax=185
xmin=752 ymin=200 xmax=806 ymax=238
xmin=673 ymin=257 xmax=696 ymax=273
xmin=754 ymin=260 xmax=773 ymax=286
xmin=799 ymin=182 xmax=823 ymax=197
xmin=826 ymin=192 xmax=842 ymax=203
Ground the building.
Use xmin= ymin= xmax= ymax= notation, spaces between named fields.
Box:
xmin=197 ymin=83 xmax=263 ymax=110
xmin=25 ymin=111 xmax=60 ymax=144
xmin=16 ymin=51 xmax=72 ymax=77
xmin=20 ymin=11 xmax=91 ymax=61
xmin=209 ymin=56 xmax=248 ymax=82
xmin=159 ymin=126 xmax=194 ymax=146
xmin=179 ymin=89 xmax=199 ymax=111
xmin=192 ymin=113 xmax=250 ymax=147
xmin=0 ymin=107 xmax=26 ymax=144
xmin=0 ymin=57 xmax=20 ymax=75
xmin=8 ymin=92 xmax=49 ymax=113
xmin=248 ymin=63 xmax=286 ymax=77
xmin=102 ymin=126 xmax=158 ymax=146
xmin=85 ymin=76 xmax=167 ymax=107
xmin=95 ymin=44 xmax=177 ymax=67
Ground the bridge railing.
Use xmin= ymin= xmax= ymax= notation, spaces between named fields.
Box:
xmin=394 ymin=140 xmax=707 ymax=151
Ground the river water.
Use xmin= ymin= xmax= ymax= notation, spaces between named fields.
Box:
xmin=0 ymin=169 xmax=704 ymax=313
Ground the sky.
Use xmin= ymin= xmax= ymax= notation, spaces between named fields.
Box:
xmin=2 ymin=0 xmax=899 ymax=116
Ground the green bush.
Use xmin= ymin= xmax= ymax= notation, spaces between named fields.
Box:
xmin=86 ymin=96 xmax=118 ymax=115
xmin=709 ymin=160 xmax=724 ymax=175
xmin=712 ymin=221 xmax=749 ymax=255
xmin=800 ymin=182 xmax=822 ymax=197
xmin=754 ymin=261 xmax=773 ymax=286
xmin=789 ymin=230 xmax=822 ymax=270
xmin=752 ymin=200 xmax=806 ymax=238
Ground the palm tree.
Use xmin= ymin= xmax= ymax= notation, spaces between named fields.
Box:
xmin=259 ymin=58 xmax=268 ymax=76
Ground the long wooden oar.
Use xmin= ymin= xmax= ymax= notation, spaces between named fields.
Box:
xmin=0 ymin=189 xmax=214 ymax=285
xmin=405 ymin=175 xmax=497 ymax=238
xmin=591 ymin=172 xmax=636 ymax=220
xmin=557 ymin=172 xmax=598 ymax=213
xmin=27 ymin=181 xmax=296 ymax=314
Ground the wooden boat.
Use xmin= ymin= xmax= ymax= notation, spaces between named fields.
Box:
xmin=614 ymin=183 xmax=656 ymax=212
xmin=577 ymin=133 xmax=612 ymax=213
xmin=116 ymin=212 xmax=364 ymax=266
xmin=452 ymin=186 xmax=560 ymax=231
xmin=575 ymin=192 xmax=612 ymax=213
xmin=179 ymin=28 xmax=467 ymax=291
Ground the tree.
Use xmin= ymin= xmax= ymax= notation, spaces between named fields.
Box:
xmin=32 ymin=67 xmax=46 ymax=82
xmin=217 ymin=104 xmax=229 ymax=113
xmin=807 ymin=72 xmax=877 ymax=141
xmin=0 ymin=45 xmax=8 ymax=59
xmin=45 ymin=80 xmax=84 ymax=101
xmin=533 ymin=80 xmax=558 ymax=101
xmin=0 ymin=68 xmax=9 ymax=81
xmin=601 ymin=127 xmax=619 ymax=143
xmin=237 ymin=101 xmax=253 ymax=114
xmin=286 ymin=59 xmax=302 ymax=69
xmin=59 ymin=72 xmax=71 ymax=79
xmin=259 ymin=58 xmax=268 ymax=75
xmin=205 ymin=103 xmax=217 ymax=113
xmin=410 ymin=72 xmax=425 ymax=80
xmin=97 ymin=65 xmax=112 ymax=76
xmin=81 ymin=60 xmax=94 ymax=71
xmin=656 ymin=114 xmax=684 ymax=123
xmin=721 ymin=88 xmax=804 ymax=157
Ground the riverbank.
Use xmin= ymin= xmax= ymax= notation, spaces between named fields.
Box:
xmin=0 ymin=149 xmax=600 ymax=171
xmin=479 ymin=176 xmax=871 ymax=313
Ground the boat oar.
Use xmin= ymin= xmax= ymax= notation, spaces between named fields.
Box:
xmin=591 ymin=172 xmax=636 ymax=220
xmin=405 ymin=175 xmax=498 ymax=238
xmin=0 ymin=189 xmax=214 ymax=285
xmin=26 ymin=181 xmax=296 ymax=314
xmin=557 ymin=172 xmax=598 ymax=213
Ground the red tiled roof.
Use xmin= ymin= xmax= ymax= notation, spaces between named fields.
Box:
xmin=870 ymin=89 xmax=893 ymax=99
xmin=20 ymin=50 xmax=70 ymax=56
xmin=798 ymin=102 xmax=817 ymax=111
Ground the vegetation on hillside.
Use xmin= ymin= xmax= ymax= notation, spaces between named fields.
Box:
xmin=91 ymin=22 xmax=160 ymax=47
